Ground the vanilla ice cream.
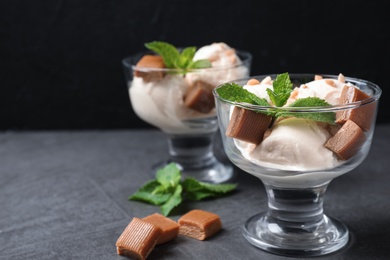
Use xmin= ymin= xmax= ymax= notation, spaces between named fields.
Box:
xmin=232 ymin=74 xmax=354 ymax=171
xmin=129 ymin=42 xmax=250 ymax=134
xmin=287 ymin=75 xmax=353 ymax=105
xmin=236 ymin=118 xmax=339 ymax=171
xmin=242 ymin=76 xmax=274 ymax=104
xmin=186 ymin=42 xmax=249 ymax=87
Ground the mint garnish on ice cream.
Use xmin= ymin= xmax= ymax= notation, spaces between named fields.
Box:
xmin=216 ymin=72 xmax=336 ymax=124
xmin=145 ymin=41 xmax=212 ymax=72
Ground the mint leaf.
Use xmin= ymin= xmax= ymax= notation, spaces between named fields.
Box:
xmin=288 ymin=96 xmax=331 ymax=108
xmin=267 ymin=72 xmax=293 ymax=107
xmin=216 ymin=83 xmax=270 ymax=106
xmin=160 ymin=184 xmax=182 ymax=216
xmin=156 ymin=162 xmax=181 ymax=189
xmin=178 ymin=47 xmax=196 ymax=68
xmin=191 ymin=59 xmax=212 ymax=69
xmin=129 ymin=180 xmax=171 ymax=205
xmin=182 ymin=178 xmax=237 ymax=201
xmin=145 ymin=41 xmax=180 ymax=68
xmin=128 ymin=163 xmax=237 ymax=216
xmin=277 ymin=97 xmax=336 ymax=124
xmin=144 ymin=41 xmax=211 ymax=71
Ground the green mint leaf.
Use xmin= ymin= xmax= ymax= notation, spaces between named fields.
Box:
xmin=191 ymin=59 xmax=212 ymax=69
xmin=160 ymin=184 xmax=182 ymax=216
xmin=187 ymin=190 xmax=216 ymax=201
xmin=156 ymin=162 xmax=181 ymax=189
xmin=144 ymin=41 xmax=211 ymax=71
xmin=276 ymin=97 xmax=336 ymax=124
xmin=178 ymin=47 xmax=196 ymax=68
xmin=129 ymin=180 xmax=171 ymax=205
xmin=288 ymin=96 xmax=333 ymax=107
xmin=182 ymin=178 xmax=237 ymax=201
xmin=129 ymin=163 xmax=237 ymax=216
xmin=267 ymin=72 xmax=293 ymax=107
xmin=216 ymin=83 xmax=270 ymax=106
xmin=144 ymin=41 xmax=180 ymax=68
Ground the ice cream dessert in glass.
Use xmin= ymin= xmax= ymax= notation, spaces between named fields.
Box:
xmin=122 ymin=41 xmax=252 ymax=183
xmin=213 ymin=73 xmax=381 ymax=256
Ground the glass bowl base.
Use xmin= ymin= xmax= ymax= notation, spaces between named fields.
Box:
xmin=152 ymin=158 xmax=235 ymax=184
xmin=243 ymin=212 xmax=349 ymax=257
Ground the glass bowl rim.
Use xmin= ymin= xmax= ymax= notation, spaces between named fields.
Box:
xmin=213 ymin=73 xmax=382 ymax=112
xmin=121 ymin=49 xmax=253 ymax=73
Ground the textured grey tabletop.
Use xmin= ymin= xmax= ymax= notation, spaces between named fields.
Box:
xmin=1 ymin=126 xmax=390 ymax=260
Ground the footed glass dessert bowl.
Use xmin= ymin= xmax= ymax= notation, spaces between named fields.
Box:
xmin=213 ymin=73 xmax=382 ymax=256
xmin=122 ymin=42 xmax=252 ymax=183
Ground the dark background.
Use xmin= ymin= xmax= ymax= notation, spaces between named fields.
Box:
xmin=1 ymin=0 xmax=388 ymax=130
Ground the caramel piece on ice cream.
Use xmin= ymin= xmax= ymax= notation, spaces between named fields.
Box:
xmin=336 ymin=85 xmax=376 ymax=132
xmin=246 ymin=78 xmax=260 ymax=85
xmin=116 ymin=217 xmax=162 ymax=260
xmin=184 ymin=80 xmax=215 ymax=113
xmin=324 ymin=119 xmax=366 ymax=160
xmin=134 ymin=55 xmax=166 ymax=82
xmin=226 ymin=107 xmax=272 ymax=144
xmin=142 ymin=213 xmax=180 ymax=245
xmin=178 ymin=209 xmax=222 ymax=240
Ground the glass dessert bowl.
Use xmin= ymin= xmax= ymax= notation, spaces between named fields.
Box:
xmin=122 ymin=42 xmax=252 ymax=183
xmin=213 ymin=73 xmax=382 ymax=256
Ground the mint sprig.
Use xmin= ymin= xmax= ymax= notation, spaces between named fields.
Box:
xmin=216 ymin=72 xmax=336 ymax=124
xmin=129 ymin=163 xmax=237 ymax=216
xmin=277 ymin=97 xmax=336 ymax=123
xmin=267 ymin=72 xmax=293 ymax=107
xmin=144 ymin=41 xmax=212 ymax=73
xmin=182 ymin=178 xmax=237 ymax=201
xmin=216 ymin=82 xmax=270 ymax=106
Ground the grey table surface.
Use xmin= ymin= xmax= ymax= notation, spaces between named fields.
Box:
xmin=1 ymin=125 xmax=390 ymax=260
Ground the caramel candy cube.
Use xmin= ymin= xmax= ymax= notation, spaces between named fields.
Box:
xmin=226 ymin=107 xmax=272 ymax=144
xmin=336 ymin=85 xmax=376 ymax=131
xmin=116 ymin=217 xmax=162 ymax=260
xmin=143 ymin=213 xmax=180 ymax=245
xmin=324 ymin=119 xmax=366 ymax=160
xmin=178 ymin=209 xmax=222 ymax=240
xmin=134 ymin=55 xmax=166 ymax=82
xmin=184 ymin=80 xmax=215 ymax=113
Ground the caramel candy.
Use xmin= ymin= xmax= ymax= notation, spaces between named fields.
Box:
xmin=178 ymin=209 xmax=222 ymax=240
xmin=184 ymin=80 xmax=215 ymax=113
xmin=336 ymin=85 xmax=376 ymax=131
xmin=324 ymin=119 xmax=366 ymax=160
xmin=246 ymin=78 xmax=260 ymax=85
xmin=134 ymin=55 xmax=166 ymax=82
xmin=142 ymin=213 xmax=180 ymax=245
xmin=116 ymin=217 xmax=162 ymax=260
xmin=325 ymin=79 xmax=336 ymax=87
xmin=226 ymin=107 xmax=272 ymax=144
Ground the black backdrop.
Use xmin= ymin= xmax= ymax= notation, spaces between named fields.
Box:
xmin=1 ymin=0 xmax=388 ymax=130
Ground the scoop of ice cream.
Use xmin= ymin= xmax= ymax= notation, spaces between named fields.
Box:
xmin=193 ymin=42 xmax=239 ymax=67
xmin=242 ymin=76 xmax=274 ymax=104
xmin=236 ymin=118 xmax=340 ymax=171
xmin=186 ymin=42 xmax=249 ymax=87
xmin=287 ymin=75 xmax=351 ymax=105
xmin=130 ymin=75 xmax=214 ymax=134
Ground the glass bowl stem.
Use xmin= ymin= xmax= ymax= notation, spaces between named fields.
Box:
xmin=243 ymin=181 xmax=349 ymax=256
